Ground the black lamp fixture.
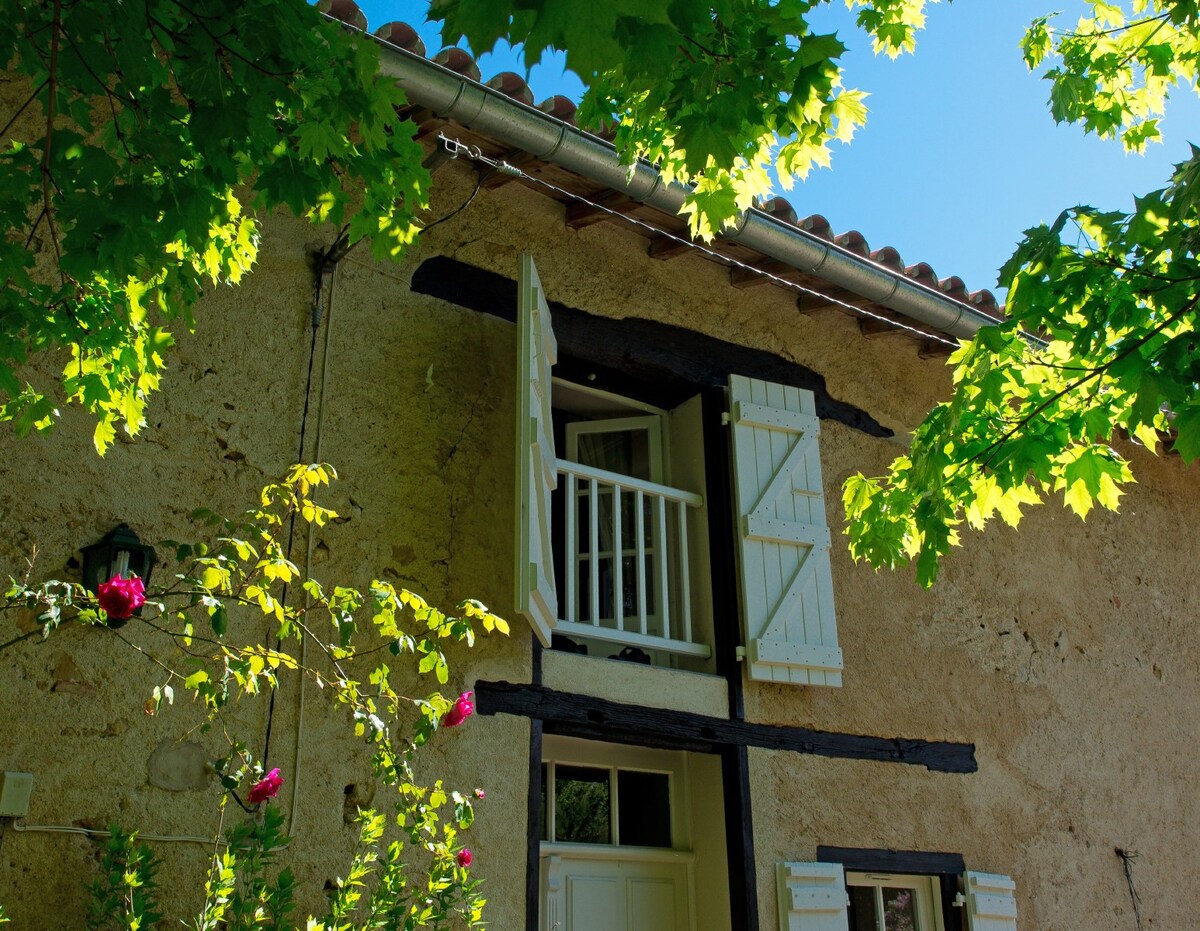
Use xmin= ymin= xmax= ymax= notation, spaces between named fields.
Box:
xmin=80 ymin=524 xmax=156 ymax=598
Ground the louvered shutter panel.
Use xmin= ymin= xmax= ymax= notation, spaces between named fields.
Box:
xmin=515 ymin=254 xmax=558 ymax=646
xmin=964 ymin=872 xmax=1018 ymax=931
xmin=777 ymin=862 xmax=850 ymax=931
xmin=729 ymin=375 xmax=842 ymax=686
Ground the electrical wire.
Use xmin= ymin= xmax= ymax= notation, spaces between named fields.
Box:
xmin=11 ymin=821 xmax=221 ymax=847
xmin=433 ymin=133 xmax=961 ymax=349
xmin=285 ymin=252 xmax=341 ymax=838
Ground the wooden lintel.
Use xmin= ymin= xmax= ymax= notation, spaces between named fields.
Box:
xmin=565 ymin=193 xmax=642 ymax=229
xmin=475 ymin=680 xmax=977 ymax=773
xmin=730 ymin=260 xmax=795 ymax=288
xmin=647 ymin=236 xmax=696 ymax=260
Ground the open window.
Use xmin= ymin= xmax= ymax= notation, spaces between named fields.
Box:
xmin=777 ymin=861 xmax=1017 ymax=931
xmin=550 ymin=380 xmax=714 ymax=668
xmin=515 ymin=253 xmax=842 ymax=684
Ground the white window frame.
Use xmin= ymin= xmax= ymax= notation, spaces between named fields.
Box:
xmin=552 ymin=380 xmax=710 ymax=661
xmin=845 ymin=871 xmax=945 ymax=931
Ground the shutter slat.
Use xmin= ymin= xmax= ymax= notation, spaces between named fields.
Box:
xmin=777 ymin=862 xmax=850 ymax=931
xmin=965 ymin=871 xmax=1018 ymax=931
xmin=730 ymin=375 xmax=842 ymax=686
xmin=515 ymin=254 xmax=558 ymax=645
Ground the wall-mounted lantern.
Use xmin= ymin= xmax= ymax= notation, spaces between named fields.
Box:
xmin=80 ymin=525 xmax=156 ymax=626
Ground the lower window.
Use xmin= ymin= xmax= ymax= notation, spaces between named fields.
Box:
xmin=846 ymin=872 xmax=944 ymax=931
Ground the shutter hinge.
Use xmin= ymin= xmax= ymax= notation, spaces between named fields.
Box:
xmin=721 ymin=412 xmax=731 ymax=426
xmin=953 ymin=893 xmax=966 ymax=908
xmin=734 ymin=646 xmax=746 ymax=662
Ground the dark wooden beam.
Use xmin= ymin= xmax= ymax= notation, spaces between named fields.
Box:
xmin=816 ymin=846 xmax=966 ymax=875
xmin=474 ymin=681 xmax=978 ymax=773
xmin=919 ymin=339 xmax=956 ymax=359
xmin=647 ymin=236 xmax=698 ymax=260
xmin=858 ymin=316 xmax=913 ymax=339
xmin=723 ymin=745 xmax=758 ymax=931
xmin=524 ymin=717 xmax=543 ymax=931
xmin=730 ymin=259 xmax=796 ymax=288
xmin=411 ymin=256 xmax=894 ymax=437
xmin=797 ymin=289 xmax=872 ymax=316
xmin=565 ymin=192 xmax=642 ymax=229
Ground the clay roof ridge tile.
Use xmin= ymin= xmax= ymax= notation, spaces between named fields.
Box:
xmin=318 ymin=0 xmax=367 ymax=31
xmin=374 ymin=22 xmax=426 ymax=58
xmin=345 ymin=1 xmax=995 ymax=313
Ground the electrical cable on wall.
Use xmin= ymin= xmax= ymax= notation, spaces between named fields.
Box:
xmin=1115 ymin=848 xmax=1144 ymax=931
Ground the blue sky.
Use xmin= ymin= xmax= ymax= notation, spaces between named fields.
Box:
xmin=356 ymin=0 xmax=1200 ymax=297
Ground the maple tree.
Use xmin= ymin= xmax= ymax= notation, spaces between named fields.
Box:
xmin=844 ymin=0 xmax=1200 ymax=584
xmin=0 ymin=0 xmax=1197 ymax=585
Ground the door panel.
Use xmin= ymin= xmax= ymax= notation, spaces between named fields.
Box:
xmin=544 ymin=854 xmax=691 ymax=931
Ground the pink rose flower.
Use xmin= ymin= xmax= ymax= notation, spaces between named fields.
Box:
xmin=97 ymin=574 xmax=146 ymax=620
xmin=441 ymin=691 xmax=474 ymax=727
xmin=248 ymin=768 xmax=284 ymax=804
xmin=456 ymin=848 xmax=473 ymax=869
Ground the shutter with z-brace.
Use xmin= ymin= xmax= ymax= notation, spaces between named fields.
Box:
xmin=730 ymin=375 xmax=842 ymax=686
xmin=777 ymin=862 xmax=850 ymax=931
xmin=515 ymin=254 xmax=558 ymax=646
xmin=964 ymin=872 xmax=1017 ymax=931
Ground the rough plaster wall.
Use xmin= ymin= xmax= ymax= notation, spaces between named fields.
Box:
xmin=0 ymin=155 xmax=1196 ymax=931
xmin=411 ymin=168 xmax=1200 ymax=931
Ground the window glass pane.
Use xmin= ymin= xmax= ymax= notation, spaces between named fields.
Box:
xmin=616 ymin=770 xmax=671 ymax=847
xmin=882 ymin=887 xmax=918 ymax=931
xmin=554 ymin=765 xmax=611 ymax=844
xmin=576 ymin=429 xmax=652 ymax=480
xmin=847 ymin=885 xmax=878 ymax=931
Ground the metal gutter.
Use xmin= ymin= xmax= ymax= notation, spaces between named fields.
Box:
xmin=371 ymin=35 xmax=997 ymax=341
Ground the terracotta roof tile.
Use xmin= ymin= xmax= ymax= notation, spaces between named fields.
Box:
xmin=373 ymin=21 xmax=425 ymax=57
xmin=327 ymin=0 xmax=1006 ymax=322
xmin=432 ymin=47 xmax=482 ymax=83
xmin=318 ymin=0 xmax=367 ymax=31
xmin=905 ymin=262 xmax=938 ymax=289
xmin=800 ymin=214 xmax=833 ymax=241
xmin=870 ymin=246 xmax=904 ymax=272
xmin=539 ymin=95 xmax=578 ymax=125
xmin=487 ymin=72 xmax=536 ymax=106
xmin=835 ymin=230 xmax=870 ymax=258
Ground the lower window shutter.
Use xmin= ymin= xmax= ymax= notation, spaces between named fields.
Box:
xmin=729 ymin=375 xmax=842 ymax=686
xmin=964 ymin=871 xmax=1018 ymax=931
xmin=777 ymin=862 xmax=850 ymax=931
xmin=515 ymin=254 xmax=558 ymax=645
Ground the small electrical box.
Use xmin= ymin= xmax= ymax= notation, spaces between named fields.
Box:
xmin=0 ymin=771 xmax=33 ymax=817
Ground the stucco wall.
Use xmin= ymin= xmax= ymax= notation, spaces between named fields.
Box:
xmin=0 ymin=158 xmax=1195 ymax=931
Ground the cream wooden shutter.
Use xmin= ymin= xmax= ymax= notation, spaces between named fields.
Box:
xmin=964 ymin=872 xmax=1018 ymax=931
xmin=516 ymin=254 xmax=558 ymax=646
xmin=729 ymin=375 xmax=842 ymax=686
xmin=777 ymin=862 xmax=850 ymax=931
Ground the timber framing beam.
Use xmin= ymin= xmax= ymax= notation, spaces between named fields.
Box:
xmin=475 ymin=681 xmax=977 ymax=774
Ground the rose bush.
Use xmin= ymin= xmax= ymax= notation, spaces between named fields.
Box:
xmin=96 ymin=574 xmax=145 ymax=621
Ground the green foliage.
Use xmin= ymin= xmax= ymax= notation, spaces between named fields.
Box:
xmin=0 ymin=0 xmax=429 ymax=451
xmin=846 ymin=144 xmax=1199 ymax=586
xmin=431 ymin=0 xmax=938 ymax=238
xmin=86 ymin=827 xmax=162 ymax=931
xmin=1022 ymin=1 xmax=1200 ymax=151
xmin=3 ymin=464 xmax=503 ymax=927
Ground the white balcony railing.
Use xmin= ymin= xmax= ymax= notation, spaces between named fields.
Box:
xmin=555 ymin=459 xmax=709 ymax=658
